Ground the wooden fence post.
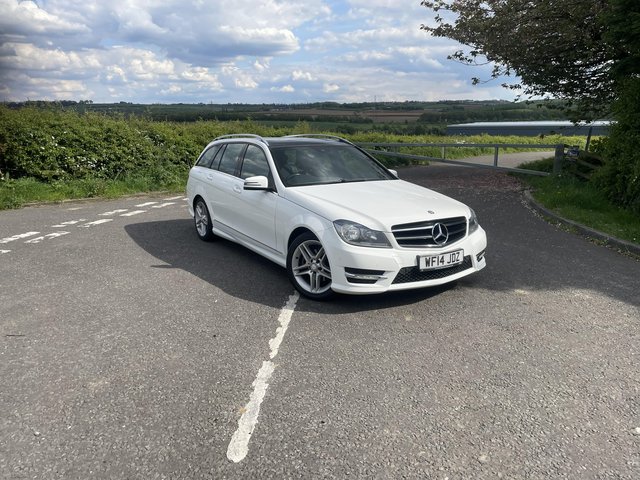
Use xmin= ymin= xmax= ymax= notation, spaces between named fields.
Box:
xmin=553 ymin=144 xmax=564 ymax=174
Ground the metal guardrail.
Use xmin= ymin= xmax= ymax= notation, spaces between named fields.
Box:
xmin=359 ymin=142 xmax=566 ymax=176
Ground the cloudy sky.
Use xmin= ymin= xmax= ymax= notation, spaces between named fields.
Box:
xmin=0 ymin=0 xmax=518 ymax=104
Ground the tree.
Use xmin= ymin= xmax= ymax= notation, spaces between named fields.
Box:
xmin=592 ymin=77 xmax=640 ymax=214
xmin=420 ymin=0 xmax=612 ymax=119
xmin=603 ymin=0 xmax=640 ymax=79
xmin=591 ymin=0 xmax=640 ymax=213
xmin=421 ymin=0 xmax=640 ymax=212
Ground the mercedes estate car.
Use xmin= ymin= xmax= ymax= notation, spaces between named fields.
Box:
xmin=186 ymin=134 xmax=487 ymax=300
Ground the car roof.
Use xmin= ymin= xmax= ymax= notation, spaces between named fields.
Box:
xmin=266 ymin=137 xmax=348 ymax=148
xmin=211 ymin=134 xmax=355 ymax=149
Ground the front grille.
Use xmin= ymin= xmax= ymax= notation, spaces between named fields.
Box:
xmin=392 ymin=256 xmax=473 ymax=284
xmin=391 ymin=216 xmax=467 ymax=248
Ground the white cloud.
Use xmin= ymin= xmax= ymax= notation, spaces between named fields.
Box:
xmin=235 ymin=76 xmax=258 ymax=89
xmin=271 ymin=85 xmax=295 ymax=93
xmin=323 ymin=83 xmax=340 ymax=93
xmin=215 ymin=26 xmax=299 ymax=57
xmin=305 ymin=26 xmax=426 ymax=52
xmin=0 ymin=0 xmax=519 ymax=103
xmin=0 ymin=0 xmax=90 ymax=36
xmin=5 ymin=72 xmax=92 ymax=100
xmin=181 ymin=67 xmax=221 ymax=86
xmin=116 ymin=48 xmax=175 ymax=80
xmin=161 ymin=85 xmax=182 ymax=95
xmin=0 ymin=43 xmax=85 ymax=72
xmin=106 ymin=65 xmax=127 ymax=83
xmin=222 ymin=64 xmax=258 ymax=90
xmin=292 ymin=70 xmax=314 ymax=81
xmin=337 ymin=46 xmax=444 ymax=73
xmin=253 ymin=58 xmax=271 ymax=72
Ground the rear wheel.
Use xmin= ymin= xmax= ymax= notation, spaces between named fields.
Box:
xmin=194 ymin=198 xmax=215 ymax=241
xmin=287 ymin=232 xmax=333 ymax=300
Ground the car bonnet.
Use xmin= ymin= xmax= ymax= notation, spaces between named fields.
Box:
xmin=283 ymin=179 xmax=470 ymax=231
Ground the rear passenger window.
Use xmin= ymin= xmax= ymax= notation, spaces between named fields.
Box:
xmin=240 ymin=145 xmax=270 ymax=179
xmin=210 ymin=145 xmax=225 ymax=170
xmin=196 ymin=145 xmax=220 ymax=168
xmin=217 ymin=143 xmax=245 ymax=175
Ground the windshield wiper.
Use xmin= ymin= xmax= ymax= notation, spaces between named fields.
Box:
xmin=340 ymin=178 xmax=380 ymax=183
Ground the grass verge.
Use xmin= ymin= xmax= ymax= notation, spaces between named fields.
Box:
xmin=517 ymin=158 xmax=640 ymax=245
xmin=0 ymin=175 xmax=186 ymax=210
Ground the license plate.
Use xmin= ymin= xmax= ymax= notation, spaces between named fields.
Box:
xmin=418 ymin=249 xmax=464 ymax=271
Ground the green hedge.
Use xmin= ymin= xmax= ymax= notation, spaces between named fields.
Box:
xmin=0 ymin=106 xmax=287 ymax=183
xmin=0 ymin=104 xmax=585 ymax=183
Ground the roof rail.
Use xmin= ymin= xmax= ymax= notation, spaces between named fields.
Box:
xmin=213 ymin=134 xmax=269 ymax=145
xmin=284 ymin=134 xmax=355 ymax=146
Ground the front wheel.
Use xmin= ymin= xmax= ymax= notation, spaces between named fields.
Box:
xmin=194 ymin=198 xmax=215 ymax=241
xmin=287 ymin=232 xmax=334 ymax=300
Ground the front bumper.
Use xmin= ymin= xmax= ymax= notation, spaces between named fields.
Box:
xmin=320 ymin=226 xmax=487 ymax=294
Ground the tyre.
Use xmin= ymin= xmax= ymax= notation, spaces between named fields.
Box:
xmin=287 ymin=232 xmax=334 ymax=300
xmin=194 ymin=197 xmax=215 ymax=241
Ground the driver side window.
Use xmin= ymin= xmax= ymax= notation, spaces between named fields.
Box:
xmin=240 ymin=145 xmax=270 ymax=179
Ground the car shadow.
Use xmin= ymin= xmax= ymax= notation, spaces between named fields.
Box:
xmin=124 ymin=219 xmax=463 ymax=312
xmin=125 ymin=219 xmax=293 ymax=309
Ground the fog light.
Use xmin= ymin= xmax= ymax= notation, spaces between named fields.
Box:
xmin=344 ymin=267 xmax=387 ymax=284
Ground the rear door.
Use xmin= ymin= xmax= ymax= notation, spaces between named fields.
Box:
xmin=203 ymin=142 xmax=246 ymax=233
xmin=188 ymin=144 xmax=222 ymax=193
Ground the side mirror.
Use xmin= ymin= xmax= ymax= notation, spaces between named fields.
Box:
xmin=388 ymin=169 xmax=398 ymax=178
xmin=244 ymin=175 xmax=270 ymax=190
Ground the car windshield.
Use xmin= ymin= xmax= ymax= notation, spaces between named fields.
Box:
xmin=270 ymin=144 xmax=395 ymax=187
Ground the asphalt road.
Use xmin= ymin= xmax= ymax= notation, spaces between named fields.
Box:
xmin=1 ymin=167 xmax=639 ymax=479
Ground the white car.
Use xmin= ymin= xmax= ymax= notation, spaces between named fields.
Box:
xmin=186 ymin=134 xmax=487 ymax=300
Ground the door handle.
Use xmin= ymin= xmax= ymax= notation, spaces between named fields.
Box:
xmin=206 ymin=174 xmax=214 ymax=181
xmin=233 ymin=185 xmax=242 ymax=193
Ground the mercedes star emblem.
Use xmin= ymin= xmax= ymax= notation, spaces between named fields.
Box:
xmin=432 ymin=222 xmax=449 ymax=246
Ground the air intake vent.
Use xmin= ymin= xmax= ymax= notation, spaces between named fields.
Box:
xmin=392 ymin=256 xmax=473 ymax=284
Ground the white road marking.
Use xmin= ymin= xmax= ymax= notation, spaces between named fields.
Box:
xmin=0 ymin=250 xmax=10 ymax=255
xmin=0 ymin=232 xmax=40 ymax=244
xmin=67 ymin=207 xmax=83 ymax=211
xmin=120 ymin=210 xmax=146 ymax=217
xmin=79 ymin=219 xmax=113 ymax=227
xmin=51 ymin=219 xmax=87 ymax=228
xmin=269 ymin=295 xmax=298 ymax=359
xmin=151 ymin=202 xmax=175 ymax=209
xmin=135 ymin=201 xmax=158 ymax=207
xmin=164 ymin=195 xmax=184 ymax=200
xmin=99 ymin=209 xmax=128 ymax=216
xmin=25 ymin=232 xmax=70 ymax=244
xmin=227 ymin=292 xmax=299 ymax=463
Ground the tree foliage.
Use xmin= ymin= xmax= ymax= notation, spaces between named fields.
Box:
xmin=421 ymin=0 xmax=640 ymax=213
xmin=420 ymin=0 xmax=614 ymax=119
xmin=603 ymin=0 xmax=640 ymax=79
xmin=593 ymin=0 xmax=640 ymax=213
xmin=592 ymin=77 xmax=640 ymax=214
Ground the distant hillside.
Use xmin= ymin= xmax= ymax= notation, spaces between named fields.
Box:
xmin=4 ymin=100 xmax=570 ymax=125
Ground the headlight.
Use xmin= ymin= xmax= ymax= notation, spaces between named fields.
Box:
xmin=468 ymin=208 xmax=480 ymax=234
xmin=333 ymin=220 xmax=391 ymax=248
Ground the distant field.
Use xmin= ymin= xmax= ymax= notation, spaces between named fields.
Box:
xmin=276 ymin=108 xmax=424 ymax=123
xmin=8 ymin=99 xmax=571 ymax=126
